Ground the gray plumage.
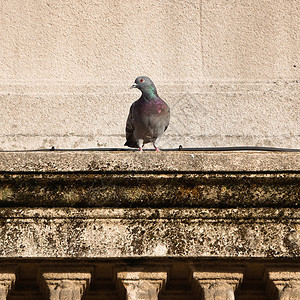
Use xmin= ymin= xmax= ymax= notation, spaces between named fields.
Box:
xmin=124 ymin=76 xmax=170 ymax=151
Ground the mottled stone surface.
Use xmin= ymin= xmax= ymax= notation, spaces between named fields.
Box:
xmin=0 ymin=207 xmax=298 ymax=258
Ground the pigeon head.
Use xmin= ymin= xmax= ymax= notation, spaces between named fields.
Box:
xmin=131 ymin=76 xmax=157 ymax=97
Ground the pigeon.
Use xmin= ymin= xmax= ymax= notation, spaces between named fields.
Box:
xmin=124 ymin=76 xmax=170 ymax=152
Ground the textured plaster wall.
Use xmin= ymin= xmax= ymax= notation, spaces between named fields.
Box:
xmin=0 ymin=0 xmax=299 ymax=150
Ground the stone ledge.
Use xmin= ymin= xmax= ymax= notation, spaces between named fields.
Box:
xmin=0 ymin=151 xmax=299 ymax=172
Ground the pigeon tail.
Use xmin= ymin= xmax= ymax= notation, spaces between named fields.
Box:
xmin=124 ymin=139 xmax=138 ymax=148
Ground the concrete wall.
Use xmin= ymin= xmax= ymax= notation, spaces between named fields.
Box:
xmin=1 ymin=0 xmax=299 ymax=150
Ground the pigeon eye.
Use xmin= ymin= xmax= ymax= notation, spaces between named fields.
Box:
xmin=140 ymin=79 xmax=144 ymax=83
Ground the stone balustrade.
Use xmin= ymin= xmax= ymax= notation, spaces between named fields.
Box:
xmin=265 ymin=268 xmax=300 ymax=300
xmin=0 ymin=264 xmax=299 ymax=299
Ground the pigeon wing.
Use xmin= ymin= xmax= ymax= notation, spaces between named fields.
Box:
xmin=163 ymin=105 xmax=170 ymax=132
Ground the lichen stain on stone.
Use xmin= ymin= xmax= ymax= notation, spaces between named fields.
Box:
xmin=123 ymin=218 xmax=200 ymax=256
xmin=163 ymin=224 xmax=191 ymax=255
xmin=0 ymin=186 xmax=14 ymax=202
xmin=283 ymin=225 xmax=300 ymax=257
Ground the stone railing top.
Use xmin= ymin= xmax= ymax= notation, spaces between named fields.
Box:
xmin=0 ymin=151 xmax=299 ymax=172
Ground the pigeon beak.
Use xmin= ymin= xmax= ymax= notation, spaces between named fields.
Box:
xmin=130 ymin=84 xmax=138 ymax=89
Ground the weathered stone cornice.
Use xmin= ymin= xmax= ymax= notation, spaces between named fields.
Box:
xmin=0 ymin=152 xmax=299 ymax=208
xmin=0 ymin=152 xmax=298 ymax=258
